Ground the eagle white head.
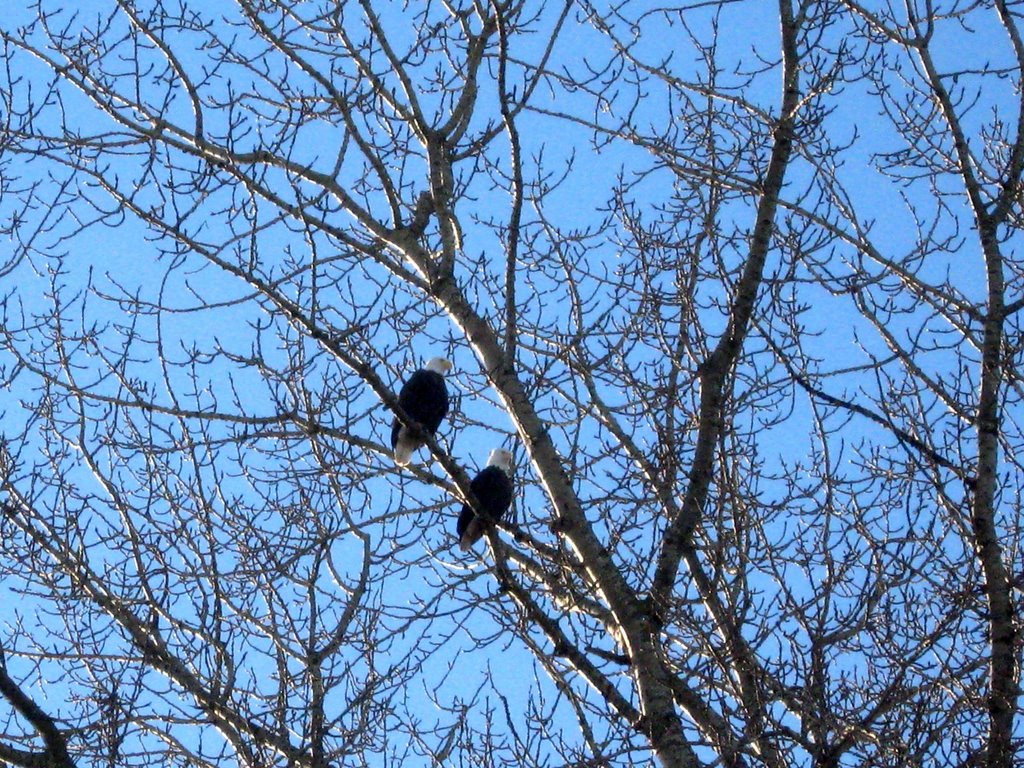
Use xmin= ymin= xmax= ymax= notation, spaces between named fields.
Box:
xmin=487 ymin=448 xmax=513 ymax=471
xmin=425 ymin=357 xmax=453 ymax=374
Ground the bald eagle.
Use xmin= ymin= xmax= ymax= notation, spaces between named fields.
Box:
xmin=391 ymin=357 xmax=452 ymax=465
xmin=457 ymin=448 xmax=513 ymax=551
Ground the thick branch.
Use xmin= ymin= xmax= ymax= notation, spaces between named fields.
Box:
xmin=0 ymin=644 xmax=77 ymax=768
xmin=650 ymin=0 xmax=802 ymax=618
xmin=429 ymin=274 xmax=701 ymax=768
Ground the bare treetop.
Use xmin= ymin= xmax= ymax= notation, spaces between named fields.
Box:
xmin=1 ymin=1 xmax=1023 ymax=767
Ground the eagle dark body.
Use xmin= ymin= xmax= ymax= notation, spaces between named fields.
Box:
xmin=457 ymin=464 xmax=513 ymax=550
xmin=390 ymin=368 xmax=449 ymax=448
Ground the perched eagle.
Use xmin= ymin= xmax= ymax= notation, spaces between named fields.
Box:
xmin=391 ymin=357 xmax=453 ymax=465
xmin=457 ymin=448 xmax=514 ymax=551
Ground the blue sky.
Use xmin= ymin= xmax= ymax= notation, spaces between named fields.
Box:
xmin=1 ymin=1 xmax=1021 ymax=766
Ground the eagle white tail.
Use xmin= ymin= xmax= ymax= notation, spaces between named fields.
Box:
xmin=459 ymin=519 xmax=482 ymax=551
xmin=393 ymin=429 xmax=417 ymax=465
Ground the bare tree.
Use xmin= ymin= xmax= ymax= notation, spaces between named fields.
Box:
xmin=0 ymin=1 xmax=1022 ymax=766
